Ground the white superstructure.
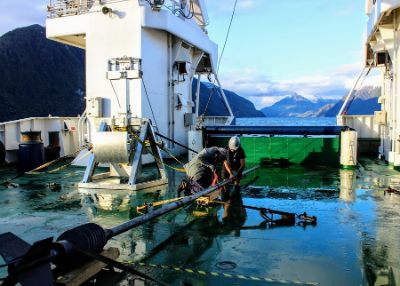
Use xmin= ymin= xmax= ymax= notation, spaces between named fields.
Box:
xmin=43 ymin=0 xmax=234 ymax=189
xmin=356 ymin=0 xmax=400 ymax=167
xmin=46 ymin=0 xmax=233 ymax=155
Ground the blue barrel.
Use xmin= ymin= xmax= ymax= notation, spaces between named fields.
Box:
xmin=18 ymin=142 xmax=45 ymax=172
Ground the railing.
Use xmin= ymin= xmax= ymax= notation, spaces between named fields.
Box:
xmin=339 ymin=115 xmax=380 ymax=139
xmin=48 ymin=0 xmax=192 ymax=19
xmin=163 ymin=0 xmax=185 ymax=11
xmin=47 ymin=0 xmax=95 ymax=18
xmin=202 ymin=116 xmax=231 ymax=126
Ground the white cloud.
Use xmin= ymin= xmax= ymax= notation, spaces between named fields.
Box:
xmin=219 ymin=62 xmax=381 ymax=109
xmin=237 ymin=0 xmax=256 ymax=9
xmin=255 ymin=95 xmax=286 ymax=108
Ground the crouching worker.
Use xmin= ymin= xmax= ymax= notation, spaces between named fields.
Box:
xmin=177 ymin=147 xmax=228 ymax=196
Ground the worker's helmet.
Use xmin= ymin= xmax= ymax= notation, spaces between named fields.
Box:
xmin=228 ymin=136 xmax=240 ymax=151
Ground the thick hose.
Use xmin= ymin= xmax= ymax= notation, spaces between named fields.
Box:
xmin=108 ymin=165 xmax=259 ymax=238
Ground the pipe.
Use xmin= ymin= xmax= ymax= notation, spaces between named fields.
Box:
xmin=125 ymin=78 xmax=131 ymax=117
xmin=394 ymin=10 xmax=399 ymax=155
xmin=108 ymin=165 xmax=259 ymax=238
xmin=168 ymin=35 xmax=175 ymax=148
xmin=77 ymin=109 xmax=87 ymax=147
xmin=171 ymin=81 xmax=175 ymax=148
xmin=337 ymin=67 xmax=367 ymax=118
xmin=167 ymin=34 xmax=172 ymax=148
xmin=195 ymin=74 xmax=201 ymax=117
xmin=214 ymin=74 xmax=234 ymax=125
xmin=204 ymin=125 xmax=352 ymax=136
xmin=87 ymin=117 xmax=93 ymax=145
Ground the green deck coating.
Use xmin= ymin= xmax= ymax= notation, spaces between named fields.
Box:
xmin=207 ymin=136 xmax=340 ymax=166
xmin=341 ymin=165 xmax=356 ymax=170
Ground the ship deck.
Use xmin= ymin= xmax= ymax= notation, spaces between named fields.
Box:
xmin=1 ymin=157 xmax=400 ymax=285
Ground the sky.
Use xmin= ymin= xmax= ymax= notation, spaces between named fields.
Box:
xmin=0 ymin=0 xmax=374 ymax=109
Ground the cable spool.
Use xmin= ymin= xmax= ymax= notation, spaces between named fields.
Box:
xmin=54 ymin=223 xmax=108 ymax=270
xmin=92 ymin=132 xmax=130 ymax=163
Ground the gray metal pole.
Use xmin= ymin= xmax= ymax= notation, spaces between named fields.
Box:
xmin=215 ymin=74 xmax=234 ymax=124
xmin=337 ymin=68 xmax=365 ymax=117
xmin=108 ymin=165 xmax=260 ymax=238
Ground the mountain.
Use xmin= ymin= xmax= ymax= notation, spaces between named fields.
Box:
xmin=192 ymin=79 xmax=265 ymax=118
xmin=0 ymin=25 xmax=85 ymax=122
xmin=314 ymin=103 xmax=335 ymax=117
xmin=260 ymin=86 xmax=381 ymax=118
xmin=260 ymin=93 xmax=336 ymax=117
xmin=322 ymin=86 xmax=381 ymax=117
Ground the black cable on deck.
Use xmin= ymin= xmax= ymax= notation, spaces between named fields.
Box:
xmin=155 ymin=131 xmax=198 ymax=154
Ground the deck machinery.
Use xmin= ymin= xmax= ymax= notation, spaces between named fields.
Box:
xmin=46 ymin=0 xmax=234 ymax=190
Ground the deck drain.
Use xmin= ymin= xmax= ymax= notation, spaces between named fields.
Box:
xmin=215 ymin=261 xmax=237 ymax=270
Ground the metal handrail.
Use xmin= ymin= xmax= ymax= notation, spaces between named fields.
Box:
xmin=47 ymin=0 xmax=94 ymax=18
xmin=77 ymin=109 xmax=87 ymax=148
xmin=47 ymin=0 xmax=188 ymax=18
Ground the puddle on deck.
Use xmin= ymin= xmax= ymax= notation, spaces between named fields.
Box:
xmin=1 ymin=158 xmax=400 ymax=285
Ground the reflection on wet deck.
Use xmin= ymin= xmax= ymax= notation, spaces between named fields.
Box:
xmin=1 ymin=158 xmax=400 ymax=285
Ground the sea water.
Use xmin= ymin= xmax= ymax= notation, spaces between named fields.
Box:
xmin=0 ymin=117 xmax=400 ymax=286
xmin=236 ymin=117 xmax=337 ymax=126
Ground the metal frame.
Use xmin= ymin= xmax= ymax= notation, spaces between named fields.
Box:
xmin=79 ymin=120 xmax=168 ymax=191
xmin=128 ymin=121 xmax=167 ymax=185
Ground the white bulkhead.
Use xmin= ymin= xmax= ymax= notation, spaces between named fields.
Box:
xmin=46 ymin=0 xmax=225 ymax=156
xmin=364 ymin=0 xmax=400 ymax=167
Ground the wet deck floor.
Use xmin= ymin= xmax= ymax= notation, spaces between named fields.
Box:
xmin=1 ymin=158 xmax=400 ymax=285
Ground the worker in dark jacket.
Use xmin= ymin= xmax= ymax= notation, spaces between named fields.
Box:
xmin=221 ymin=136 xmax=246 ymax=183
xmin=184 ymin=146 xmax=228 ymax=188
xmin=177 ymin=147 xmax=228 ymax=196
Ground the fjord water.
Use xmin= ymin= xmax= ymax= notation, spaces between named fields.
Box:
xmin=0 ymin=117 xmax=399 ymax=285
xmin=236 ymin=117 xmax=337 ymax=126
